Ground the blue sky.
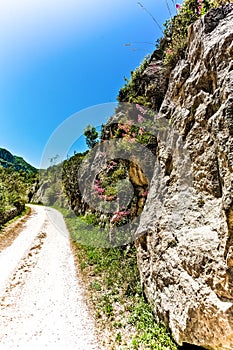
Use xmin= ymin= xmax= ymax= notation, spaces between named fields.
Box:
xmin=0 ymin=0 xmax=176 ymax=168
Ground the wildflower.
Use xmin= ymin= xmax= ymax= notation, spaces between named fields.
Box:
xmin=176 ymin=3 xmax=181 ymax=10
xmin=197 ymin=0 xmax=204 ymax=14
xmin=197 ymin=4 xmax=203 ymax=14
xmin=138 ymin=114 xmax=144 ymax=123
xmin=151 ymin=63 xmax=156 ymax=72
xmin=142 ymin=190 xmax=149 ymax=197
xmin=110 ymin=209 xmax=131 ymax=223
xmin=119 ymin=124 xmax=130 ymax=133
xmin=94 ymin=182 xmax=105 ymax=195
xmin=166 ymin=48 xmax=173 ymax=55
xmin=139 ymin=127 xmax=144 ymax=135
xmin=136 ymin=104 xmax=146 ymax=115
xmin=97 ymin=188 xmax=105 ymax=194
xmin=107 ymin=161 xmax=117 ymax=170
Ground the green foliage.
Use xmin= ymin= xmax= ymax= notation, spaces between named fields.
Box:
xmin=118 ymin=0 xmax=231 ymax=104
xmin=38 ymin=163 xmax=67 ymax=207
xmin=127 ymin=300 xmax=178 ymax=349
xmin=163 ymin=0 xmax=215 ymax=67
xmin=161 ymin=0 xmax=231 ymax=67
xmin=117 ymin=57 xmax=152 ymax=106
xmin=62 ymin=151 xmax=88 ymax=210
xmin=0 ymin=147 xmax=38 ymax=174
xmin=0 ymin=148 xmax=38 ymax=223
xmin=0 ymin=166 xmax=37 ymax=223
xmin=84 ymin=124 xmax=99 ymax=149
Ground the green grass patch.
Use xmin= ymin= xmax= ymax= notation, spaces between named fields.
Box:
xmin=58 ymin=207 xmax=178 ymax=349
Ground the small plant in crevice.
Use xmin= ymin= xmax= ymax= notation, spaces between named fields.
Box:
xmin=163 ymin=0 xmax=214 ymax=67
xmin=119 ymin=0 xmax=231 ymax=106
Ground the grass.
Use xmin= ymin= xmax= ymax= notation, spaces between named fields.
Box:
xmin=58 ymin=206 xmax=178 ymax=350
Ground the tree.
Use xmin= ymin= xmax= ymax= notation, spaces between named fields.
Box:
xmin=84 ymin=125 xmax=99 ymax=149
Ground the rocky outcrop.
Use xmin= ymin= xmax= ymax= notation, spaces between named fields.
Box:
xmin=0 ymin=204 xmax=25 ymax=226
xmin=136 ymin=4 xmax=233 ymax=350
xmin=32 ymin=164 xmax=67 ymax=207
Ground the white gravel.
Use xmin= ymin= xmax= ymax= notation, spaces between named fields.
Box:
xmin=0 ymin=205 xmax=100 ymax=350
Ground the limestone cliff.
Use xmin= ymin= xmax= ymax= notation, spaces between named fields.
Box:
xmin=136 ymin=4 xmax=233 ymax=349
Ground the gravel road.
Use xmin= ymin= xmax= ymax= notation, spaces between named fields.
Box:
xmin=0 ymin=205 xmax=100 ymax=350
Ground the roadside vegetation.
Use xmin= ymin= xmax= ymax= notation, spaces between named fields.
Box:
xmin=58 ymin=207 xmax=178 ymax=350
xmin=0 ymin=166 xmax=38 ymax=226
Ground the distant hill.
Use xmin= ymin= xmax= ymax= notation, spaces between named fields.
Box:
xmin=0 ymin=148 xmax=37 ymax=174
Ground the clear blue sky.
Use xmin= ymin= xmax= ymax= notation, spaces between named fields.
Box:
xmin=0 ymin=0 xmax=176 ymax=168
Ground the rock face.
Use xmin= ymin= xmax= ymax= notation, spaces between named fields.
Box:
xmin=136 ymin=4 xmax=233 ymax=350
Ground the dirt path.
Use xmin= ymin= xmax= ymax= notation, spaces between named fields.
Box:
xmin=0 ymin=205 xmax=100 ymax=350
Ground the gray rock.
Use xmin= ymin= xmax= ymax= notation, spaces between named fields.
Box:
xmin=136 ymin=4 xmax=233 ymax=349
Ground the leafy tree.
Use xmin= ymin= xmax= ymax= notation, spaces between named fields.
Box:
xmin=84 ymin=125 xmax=99 ymax=149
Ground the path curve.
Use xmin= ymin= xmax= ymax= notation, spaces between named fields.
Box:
xmin=0 ymin=205 xmax=100 ymax=350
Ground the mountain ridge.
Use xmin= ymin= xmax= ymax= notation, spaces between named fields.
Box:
xmin=0 ymin=147 xmax=37 ymax=174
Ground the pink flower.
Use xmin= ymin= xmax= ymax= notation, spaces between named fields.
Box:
xmin=94 ymin=183 xmax=105 ymax=195
xmin=151 ymin=63 xmax=156 ymax=72
xmin=110 ymin=209 xmax=131 ymax=223
xmin=197 ymin=5 xmax=202 ymax=14
xmin=142 ymin=190 xmax=149 ymax=197
xmin=136 ymin=104 xmax=146 ymax=115
xmin=139 ymin=127 xmax=144 ymax=135
xmin=197 ymin=0 xmax=203 ymax=14
xmin=119 ymin=124 xmax=130 ymax=133
xmin=138 ymin=114 xmax=144 ymax=123
xmin=176 ymin=3 xmax=181 ymax=10
xmin=132 ymin=132 xmax=136 ymax=137
xmin=166 ymin=49 xmax=173 ymax=55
